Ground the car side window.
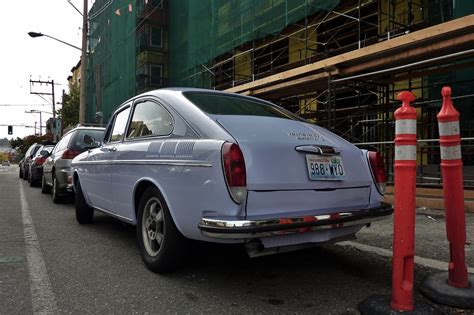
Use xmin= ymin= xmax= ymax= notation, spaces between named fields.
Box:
xmin=56 ymin=133 xmax=73 ymax=152
xmin=126 ymin=101 xmax=174 ymax=139
xmin=110 ymin=107 xmax=131 ymax=142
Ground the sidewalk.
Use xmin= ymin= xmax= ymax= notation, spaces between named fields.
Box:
xmin=351 ymin=207 xmax=474 ymax=268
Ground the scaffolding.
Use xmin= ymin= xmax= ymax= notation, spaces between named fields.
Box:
xmin=168 ymin=0 xmax=474 ymax=187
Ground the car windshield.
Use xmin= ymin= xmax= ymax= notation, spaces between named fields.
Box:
xmin=184 ymin=92 xmax=303 ymax=121
xmin=70 ymin=129 xmax=105 ymax=152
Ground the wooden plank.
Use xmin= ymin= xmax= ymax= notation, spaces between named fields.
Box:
xmin=341 ymin=32 xmax=474 ymax=75
xmin=225 ymin=14 xmax=474 ymax=94
xmin=249 ymin=69 xmax=338 ymax=96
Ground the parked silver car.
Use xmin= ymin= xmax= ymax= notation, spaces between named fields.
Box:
xmin=71 ymin=88 xmax=391 ymax=273
xmin=42 ymin=126 xmax=105 ymax=203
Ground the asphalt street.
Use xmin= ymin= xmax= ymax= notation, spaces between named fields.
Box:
xmin=0 ymin=164 xmax=473 ymax=314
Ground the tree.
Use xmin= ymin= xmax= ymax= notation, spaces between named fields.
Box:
xmin=9 ymin=137 xmax=25 ymax=155
xmin=57 ymin=86 xmax=79 ymax=128
xmin=10 ymin=134 xmax=53 ymax=156
xmin=0 ymin=152 xmax=8 ymax=162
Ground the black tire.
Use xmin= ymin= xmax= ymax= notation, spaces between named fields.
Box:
xmin=19 ymin=168 xmax=23 ymax=179
xmin=136 ymin=186 xmax=189 ymax=273
xmin=29 ymin=173 xmax=35 ymax=187
xmin=41 ymin=175 xmax=51 ymax=194
xmin=75 ymin=179 xmax=94 ymax=224
xmin=52 ymin=176 xmax=62 ymax=204
xmin=23 ymin=169 xmax=28 ymax=181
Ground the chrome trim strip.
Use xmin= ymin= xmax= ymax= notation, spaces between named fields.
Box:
xmin=72 ymin=159 xmax=212 ymax=167
xmin=198 ymin=202 xmax=393 ymax=239
xmin=93 ymin=205 xmax=135 ymax=224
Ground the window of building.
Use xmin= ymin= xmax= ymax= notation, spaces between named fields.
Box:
xmin=150 ymin=65 xmax=163 ymax=85
xmin=150 ymin=27 xmax=163 ymax=47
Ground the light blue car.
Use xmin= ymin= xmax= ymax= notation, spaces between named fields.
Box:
xmin=71 ymin=88 xmax=392 ymax=273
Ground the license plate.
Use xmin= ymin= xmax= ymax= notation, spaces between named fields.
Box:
xmin=306 ymin=154 xmax=346 ymax=180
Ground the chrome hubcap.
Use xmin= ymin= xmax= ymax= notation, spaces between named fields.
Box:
xmin=142 ymin=197 xmax=164 ymax=257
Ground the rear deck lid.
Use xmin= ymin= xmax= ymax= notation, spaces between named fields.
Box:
xmin=215 ymin=115 xmax=372 ymax=191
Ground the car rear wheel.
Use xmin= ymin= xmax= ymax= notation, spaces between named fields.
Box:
xmin=52 ymin=176 xmax=62 ymax=204
xmin=41 ymin=175 xmax=51 ymax=194
xmin=75 ymin=179 xmax=94 ymax=224
xmin=19 ymin=168 xmax=23 ymax=179
xmin=137 ymin=186 xmax=189 ymax=273
xmin=29 ymin=173 xmax=35 ymax=187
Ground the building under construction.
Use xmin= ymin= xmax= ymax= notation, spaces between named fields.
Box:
xmin=86 ymin=0 xmax=474 ymax=193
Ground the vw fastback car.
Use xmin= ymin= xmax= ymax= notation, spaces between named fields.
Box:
xmin=71 ymin=88 xmax=392 ymax=273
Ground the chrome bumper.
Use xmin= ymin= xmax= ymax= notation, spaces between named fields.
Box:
xmin=198 ymin=202 xmax=393 ymax=239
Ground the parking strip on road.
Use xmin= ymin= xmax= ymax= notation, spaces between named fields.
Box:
xmin=19 ymin=181 xmax=58 ymax=313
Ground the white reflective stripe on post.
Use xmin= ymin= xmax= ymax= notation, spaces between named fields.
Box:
xmin=395 ymin=119 xmax=417 ymax=135
xmin=438 ymin=121 xmax=460 ymax=137
xmin=395 ymin=145 xmax=417 ymax=161
xmin=440 ymin=145 xmax=462 ymax=160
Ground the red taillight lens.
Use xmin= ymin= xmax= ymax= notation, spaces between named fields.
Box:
xmin=368 ymin=151 xmax=387 ymax=195
xmin=36 ymin=157 xmax=47 ymax=166
xmin=62 ymin=149 xmax=81 ymax=159
xmin=222 ymin=143 xmax=247 ymax=204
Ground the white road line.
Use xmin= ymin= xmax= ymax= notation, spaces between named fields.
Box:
xmin=19 ymin=182 xmax=58 ymax=314
xmin=338 ymin=241 xmax=474 ymax=273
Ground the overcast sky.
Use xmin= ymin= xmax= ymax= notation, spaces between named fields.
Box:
xmin=0 ymin=0 xmax=93 ymax=140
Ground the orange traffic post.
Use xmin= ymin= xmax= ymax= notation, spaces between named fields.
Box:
xmin=391 ymin=91 xmax=417 ymax=311
xmin=358 ymin=91 xmax=441 ymax=315
xmin=420 ymin=87 xmax=474 ymax=309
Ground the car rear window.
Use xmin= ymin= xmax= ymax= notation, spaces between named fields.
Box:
xmin=184 ymin=92 xmax=302 ymax=121
xmin=70 ymin=129 xmax=105 ymax=152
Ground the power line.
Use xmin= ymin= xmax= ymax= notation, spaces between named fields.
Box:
xmin=0 ymin=104 xmax=52 ymax=107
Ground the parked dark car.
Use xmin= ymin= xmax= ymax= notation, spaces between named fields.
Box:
xmin=29 ymin=145 xmax=55 ymax=187
xmin=20 ymin=143 xmax=43 ymax=180
xmin=42 ymin=126 xmax=105 ymax=203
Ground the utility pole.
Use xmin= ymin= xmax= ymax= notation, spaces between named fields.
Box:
xmin=29 ymin=79 xmax=58 ymax=139
xmin=79 ymin=0 xmax=88 ymax=124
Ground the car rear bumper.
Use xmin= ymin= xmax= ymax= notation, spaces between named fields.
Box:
xmin=198 ymin=202 xmax=393 ymax=239
xmin=56 ymin=169 xmax=73 ymax=193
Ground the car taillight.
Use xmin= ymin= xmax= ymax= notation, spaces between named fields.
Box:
xmin=368 ymin=151 xmax=387 ymax=195
xmin=222 ymin=143 xmax=247 ymax=204
xmin=36 ymin=157 xmax=47 ymax=166
xmin=62 ymin=148 xmax=81 ymax=159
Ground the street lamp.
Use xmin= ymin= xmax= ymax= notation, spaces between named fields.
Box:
xmin=27 ymin=32 xmax=81 ymax=51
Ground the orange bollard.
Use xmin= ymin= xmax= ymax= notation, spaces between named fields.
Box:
xmin=391 ymin=91 xmax=417 ymax=311
xmin=437 ymin=87 xmax=469 ymax=288
xmin=419 ymin=87 xmax=474 ymax=309
xmin=358 ymin=92 xmax=442 ymax=314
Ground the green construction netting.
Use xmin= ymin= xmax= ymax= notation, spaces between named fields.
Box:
xmin=87 ymin=0 xmax=136 ymax=123
xmin=169 ymin=0 xmax=339 ymax=87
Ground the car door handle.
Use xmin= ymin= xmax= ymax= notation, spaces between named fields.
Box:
xmin=295 ymin=145 xmax=339 ymax=155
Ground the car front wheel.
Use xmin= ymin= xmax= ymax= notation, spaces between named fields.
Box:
xmin=75 ymin=179 xmax=94 ymax=224
xmin=137 ymin=186 xmax=189 ymax=273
